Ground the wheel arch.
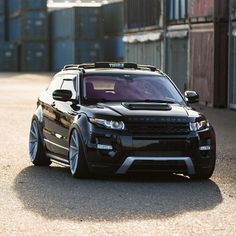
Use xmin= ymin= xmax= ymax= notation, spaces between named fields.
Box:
xmin=68 ymin=114 xmax=91 ymax=157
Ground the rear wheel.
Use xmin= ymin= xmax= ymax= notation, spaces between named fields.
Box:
xmin=29 ymin=119 xmax=51 ymax=166
xmin=69 ymin=129 xmax=89 ymax=178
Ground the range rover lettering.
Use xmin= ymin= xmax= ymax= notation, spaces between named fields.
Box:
xmin=29 ymin=62 xmax=216 ymax=179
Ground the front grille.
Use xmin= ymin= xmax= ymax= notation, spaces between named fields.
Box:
xmin=126 ymin=122 xmax=190 ymax=135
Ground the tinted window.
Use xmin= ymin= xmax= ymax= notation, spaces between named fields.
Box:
xmin=83 ymin=74 xmax=184 ymax=104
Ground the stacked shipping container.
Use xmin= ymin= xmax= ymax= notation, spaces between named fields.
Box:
xmin=0 ymin=0 xmax=19 ymax=72
xmin=228 ymin=0 xmax=236 ymax=109
xmin=7 ymin=0 xmax=48 ymax=71
xmin=165 ymin=0 xmax=188 ymax=92
xmin=51 ymin=6 xmax=103 ymax=71
xmin=188 ymin=0 xmax=229 ymax=107
xmin=123 ymin=0 xmax=164 ymax=69
xmin=102 ymin=1 xmax=124 ymax=62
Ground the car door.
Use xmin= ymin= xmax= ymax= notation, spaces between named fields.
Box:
xmin=40 ymin=74 xmax=64 ymax=154
xmin=51 ymin=74 xmax=79 ymax=158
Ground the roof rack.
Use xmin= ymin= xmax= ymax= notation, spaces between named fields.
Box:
xmin=62 ymin=62 xmax=163 ymax=73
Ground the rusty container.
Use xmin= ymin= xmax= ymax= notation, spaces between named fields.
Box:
xmin=188 ymin=0 xmax=229 ymax=22
xmin=189 ymin=22 xmax=228 ymax=107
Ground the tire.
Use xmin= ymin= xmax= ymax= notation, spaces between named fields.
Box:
xmin=69 ymin=128 xmax=89 ymax=178
xmin=29 ymin=119 xmax=51 ymax=166
xmin=189 ymin=160 xmax=216 ymax=180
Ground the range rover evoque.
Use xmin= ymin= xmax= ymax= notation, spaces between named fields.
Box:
xmin=29 ymin=62 xmax=216 ymax=179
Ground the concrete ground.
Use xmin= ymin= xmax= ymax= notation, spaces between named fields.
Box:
xmin=0 ymin=73 xmax=235 ymax=235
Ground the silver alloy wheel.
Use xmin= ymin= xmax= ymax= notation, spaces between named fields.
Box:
xmin=69 ymin=130 xmax=80 ymax=175
xmin=29 ymin=120 xmax=39 ymax=162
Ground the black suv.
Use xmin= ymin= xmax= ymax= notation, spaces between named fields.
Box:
xmin=29 ymin=62 xmax=216 ymax=179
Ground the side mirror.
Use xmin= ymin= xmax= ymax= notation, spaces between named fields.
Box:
xmin=53 ymin=89 xmax=72 ymax=102
xmin=185 ymin=90 xmax=199 ymax=103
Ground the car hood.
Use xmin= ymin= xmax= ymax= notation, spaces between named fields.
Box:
xmin=83 ymin=102 xmax=201 ymax=122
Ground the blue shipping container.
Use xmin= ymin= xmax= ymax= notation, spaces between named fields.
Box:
xmin=51 ymin=7 xmax=102 ymax=40
xmin=21 ymin=42 xmax=49 ymax=71
xmin=102 ymin=1 xmax=124 ymax=36
xmin=103 ymin=36 xmax=124 ymax=61
xmin=52 ymin=40 xmax=103 ymax=71
xmin=8 ymin=11 xmax=48 ymax=42
xmin=166 ymin=0 xmax=187 ymax=22
xmin=0 ymin=42 xmax=18 ymax=71
xmin=7 ymin=0 xmax=47 ymax=16
xmin=0 ymin=0 xmax=5 ymax=15
xmin=0 ymin=15 xmax=6 ymax=41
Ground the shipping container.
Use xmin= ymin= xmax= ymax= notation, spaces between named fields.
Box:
xmin=52 ymin=40 xmax=103 ymax=71
xmin=0 ymin=42 xmax=18 ymax=71
xmin=0 ymin=0 xmax=5 ymax=15
xmin=189 ymin=22 xmax=228 ymax=107
xmin=0 ymin=15 xmax=5 ymax=40
xmin=188 ymin=0 xmax=229 ymax=22
xmin=102 ymin=1 xmax=123 ymax=36
xmin=124 ymin=30 xmax=164 ymax=68
xmin=103 ymin=36 xmax=124 ymax=61
xmin=165 ymin=25 xmax=188 ymax=92
xmin=8 ymin=11 xmax=48 ymax=42
xmin=166 ymin=0 xmax=188 ymax=23
xmin=7 ymin=0 xmax=47 ymax=16
xmin=230 ymin=0 xmax=236 ymax=21
xmin=124 ymin=0 xmax=163 ymax=30
xmin=228 ymin=21 xmax=236 ymax=109
xmin=20 ymin=42 xmax=49 ymax=71
xmin=51 ymin=7 xmax=102 ymax=41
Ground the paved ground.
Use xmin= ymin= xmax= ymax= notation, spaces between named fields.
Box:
xmin=0 ymin=73 xmax=235 ymax=235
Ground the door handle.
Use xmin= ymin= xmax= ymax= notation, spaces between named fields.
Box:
xmin=51 ymin=101 xmax=55 ymax=107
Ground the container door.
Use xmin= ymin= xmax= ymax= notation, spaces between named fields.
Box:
xmin=229 ymin=25 xmax=236 ymax=108
xmin=166 ymin=37 xmax=187 ymax=92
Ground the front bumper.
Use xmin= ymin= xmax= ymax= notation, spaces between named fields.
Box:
xmin=85 ymin=125 xmax=216 ymax=175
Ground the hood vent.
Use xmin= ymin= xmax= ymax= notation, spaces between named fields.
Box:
xmin=122 ymin=102 xmax=172 ymax=111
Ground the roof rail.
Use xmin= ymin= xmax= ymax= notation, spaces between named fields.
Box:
xmin=62 ymin=62 xmax=162 ymax=73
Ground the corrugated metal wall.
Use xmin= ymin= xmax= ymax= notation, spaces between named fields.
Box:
xmin=124 ymin=0 xmax=162 ymax=29
xmin=228 ymin=0 xmax=236 ymax=109
xmin=102 ymin=1 xmax=124 ymax=62
xmin=189 ymin=22 xmax=228 ymax=107
xmin=125 ymin=38 xmax=163 ymax=68
xmin=165 ymin=25 xmax=188 ymax=92
xmin=166 ymin=0 xmax=188 ymax=23
xmin=188 ymin=0 xmax=229 ymax=22
xmin=51 ymin=6 xmax=103 ymax=71
xmin=5 ymin=0 xmax=48 ymax=71
xmin=0 ymin=42 xmax=18 ymax=71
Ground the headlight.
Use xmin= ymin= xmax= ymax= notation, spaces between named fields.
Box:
xmin=190 ymin=120 xmax=210 ymax=131
xmin=89 ymin=118 xmax=125 ymax=130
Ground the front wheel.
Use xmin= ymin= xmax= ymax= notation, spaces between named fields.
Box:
xmin=189 ymin=161 xmax=216 ymax=180
xmin=69 ymin=129 xmax=89 ymax=178
xmin=29 ymin=119 xmax=51 ymax=166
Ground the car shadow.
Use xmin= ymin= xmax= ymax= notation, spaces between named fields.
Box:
xmin=14 ymin=165 xmax=222 ymax=222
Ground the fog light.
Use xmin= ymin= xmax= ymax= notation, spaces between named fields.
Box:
xmin=199 ymin=145 xmax=211 ymax=151
xmin=97 ymin=144 xmax=113 ymax=150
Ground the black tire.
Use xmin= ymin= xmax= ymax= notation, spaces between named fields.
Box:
xmin=189 ymin=161 xmax=215 ymax=180
xmin=68 ymin=128 xmax=90 ymax=178
xmin=29 ymin=119 xmax=51 ymax=166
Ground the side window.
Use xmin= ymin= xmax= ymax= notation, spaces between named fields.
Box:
xmin=60 ymin=75 xmax=77 ymax=99
xmin=47 ymin=75 xmax=63 ymax=94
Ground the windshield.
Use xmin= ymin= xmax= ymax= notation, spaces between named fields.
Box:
xmin=83 ymin=74 xmax=185 ymax=104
